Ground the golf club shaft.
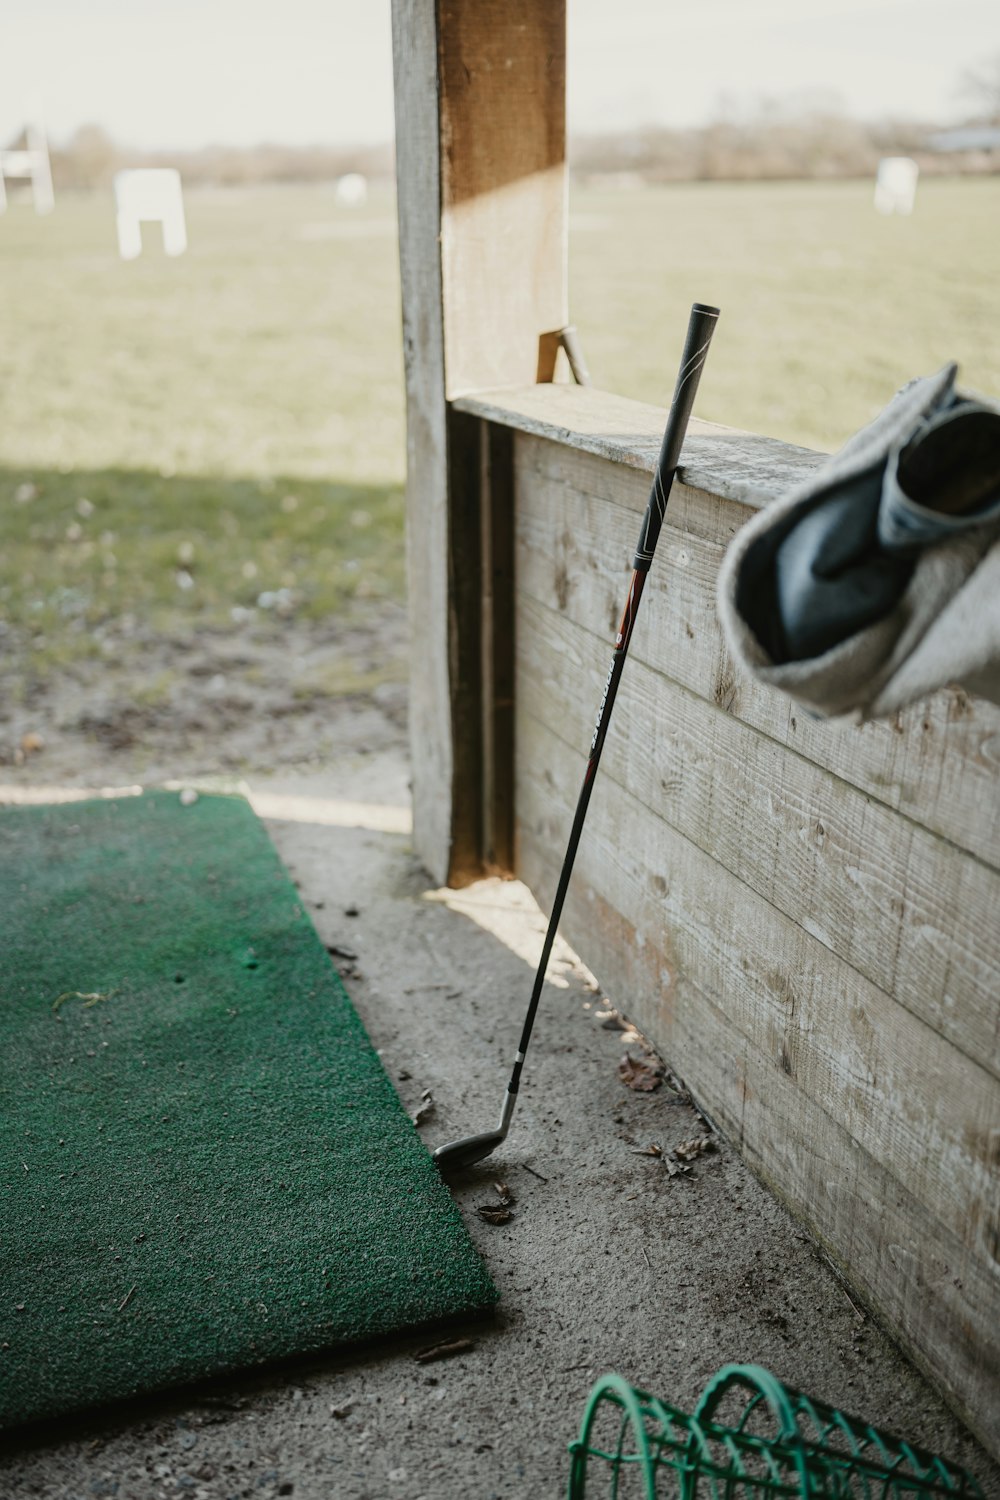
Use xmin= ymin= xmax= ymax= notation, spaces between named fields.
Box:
xmin=504 ymin=302 xmax=719 ymax=1104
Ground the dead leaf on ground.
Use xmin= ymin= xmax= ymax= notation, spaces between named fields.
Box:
xmin=476 ymin=1205 xmax=512 ymax=1225
xmin=673 ymin=1135 xmax=715 ymax=1162
xmin=618 ymin=1051 xmax=663 ymax=1092
xmin=411 ymin=1089 xmax=434 ymax=1127
xmin=665 ymin=1072 xmax=693 ymax=1104
xmin=414 ymin=1337 xmax=475 ymax=1364
xmin=325 ymin=942 xmax=358 ymax=961
xmin=664 ymin=1157 xmax=693 ymax=1179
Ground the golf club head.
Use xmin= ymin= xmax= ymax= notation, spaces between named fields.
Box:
xmin=433 ymin=1128 xmax=506 ymax=1174
xmin=433 ymin=1087 xmax=517 ymax=1174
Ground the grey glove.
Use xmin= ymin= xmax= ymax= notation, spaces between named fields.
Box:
xmin=717 ymin=365 xmax=1000 ymax=720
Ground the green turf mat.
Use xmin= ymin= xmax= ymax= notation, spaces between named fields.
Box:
xmin=0 ymin=791 xmax=496 ymax=1430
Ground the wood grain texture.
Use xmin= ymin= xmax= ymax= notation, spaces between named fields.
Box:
xmin=516 ymin=721 xmax=1000 ymax=1455
xmin=453 ymin=383 xmax=825 ymax=506
xmin=444 ymin=333 xmax=1000 ymax=1448
xmin=514 ymin=433 xmax=1000 ymax=872
xmin=517 ymin=592 xmax=1000 ymax=1077
xmin=438 ymin=1 xmax=567 ymax=395
xmin=506 ymin=409 xmax=1000 ymax=1452
xmin=391 ymin=0 xmax=452 ymax=881
xmin=445 ymin=407 xmax=486 ymax=878
xmin=516 ymin=710 xmax=1000 ymax=1261
xmin=480 ymin=421 xmax=516 ymax=871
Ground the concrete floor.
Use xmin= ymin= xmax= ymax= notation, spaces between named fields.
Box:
xmin=2 ymin=749 xmax=997 ymax=1499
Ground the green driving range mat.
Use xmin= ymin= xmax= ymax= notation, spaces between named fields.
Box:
xmin=0 ymin=791 xmax=496 ymax=1429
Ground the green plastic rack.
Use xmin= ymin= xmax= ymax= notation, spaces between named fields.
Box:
xmin=568 ymin=1364 xmax=984 ymax=1498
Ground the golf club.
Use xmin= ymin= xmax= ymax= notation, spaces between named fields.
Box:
xmin=434 ymin=301 xmax=720 ymax=1173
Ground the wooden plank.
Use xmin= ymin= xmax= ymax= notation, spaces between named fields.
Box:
xmin=438 ymin=1 xmax=567 ymax=396
xmin=391 ymin=0 xmax=453 ymax=881
xmin=516 ymin=711 xmax=1000 ymax=1265
xmin=516 ymin=729 xmax=1000 ymax=1454
xmin=480 ymin=420 xmax=516 ymax=870
xmin=453 ymin=382 xmax=825 ymax=506
xmin=513 ymin=432 xmax=1000 ymax=871
xmin=516 ymin=593 xmax=1000 ymax=1077
xmin=446 ymin=407 xmax=485 ymax=876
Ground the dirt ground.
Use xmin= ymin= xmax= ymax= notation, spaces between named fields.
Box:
xmin=1 ymin=611 xmax=997 ymax=1499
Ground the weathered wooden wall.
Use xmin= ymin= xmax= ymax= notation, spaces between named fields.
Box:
xmin=394 ymin=0 xmax=1000 ymax=1456
xmin=455 ymin=388 xmax=1000 ymax=1456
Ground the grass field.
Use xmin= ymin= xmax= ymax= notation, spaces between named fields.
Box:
xmin=570 ymin=176 xmax=1000 ymax=450
xmin=0 ymin=185 xmax=407 ymax=688
xmin=1 ymin=176 xmax=997 ymax=685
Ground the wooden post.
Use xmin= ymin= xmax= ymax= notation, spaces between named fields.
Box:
xmin=391 ymin=0 xmax=567 ymax=884
xmin=480 ymin=421 xmax=516 ymax=872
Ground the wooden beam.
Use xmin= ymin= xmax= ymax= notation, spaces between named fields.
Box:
xmin=392 ymin=0 xmax=451 ymax=880
xmin=438 ymin=1 xmax=567 ymax=397
xmin=445 ymin=406 xmax=485 ymax=877
xmin=480 ymin=421 xmax=516 ymax=871
xmin=453 ymin=383 xmax=823 ymax=506
xmin=391 ymin=0 xmax=567 ymax=883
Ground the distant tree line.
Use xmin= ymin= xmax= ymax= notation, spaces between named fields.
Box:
xmin=570 ymin=58 xmax=1000 ymax=183
xmin=13 ymin=56 xmax=1000 ymax=193
xmin=38 ymin=125 xmax=393 ymax=192
xmin=570 ymin=104 xmax=999 ymax=185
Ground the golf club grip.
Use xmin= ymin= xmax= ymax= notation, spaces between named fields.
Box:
xmin=507 ymin=303 xmax=720 ymax=1097
xmin=633 ymin=302 xmax=719 ymax=570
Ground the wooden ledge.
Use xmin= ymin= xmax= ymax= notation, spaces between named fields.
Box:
xmin=452 ymin=384 xmax=826 ymax=512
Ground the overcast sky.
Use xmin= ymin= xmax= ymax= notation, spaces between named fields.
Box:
xmin=1 ymin=0 xmax=996 ymax=150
